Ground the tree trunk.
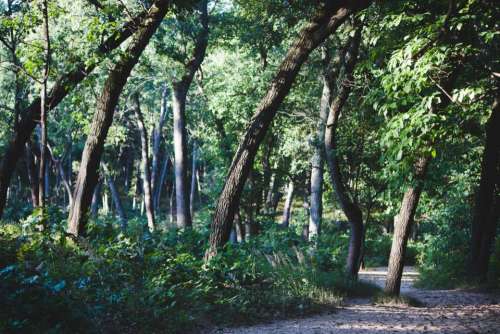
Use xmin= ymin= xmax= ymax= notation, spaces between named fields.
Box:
xmin=152 ymin=84 xmax=169 ymax=209
xmin=385 ymin=63 xmax=460 ymax=295
xmin=38 ymin=0 xmax=50 ymax=209
xmin=385 ymin=157 xmax=430 ymax=295
xmin=171 ymin=0 xmax=208 ymax=228
xmin=155 ymin=155 xmax=171 ymax=212
xmin=309 ymin=47 xmax=336 ymax=240
xmin=25 ymin=141 xmax=39 ymax=207
xmin=0 ymin=4 xmax=153 ymax=219
xmin=67 ymin=0 xmax=171 ymax=236
xmin=102 ymin=164 xmax=127 ymax=229
xmin=470 ymin=93 xmax=500 ymax=280
xmin=90 ymin=180 xmax=102 ymax=217
xmin=133 ymin=94 xmax=155 ymax=232
xmin=324 ymin=25 xmax=363 ymax=279
xmin=47 ymin=145 xmax=73 ymax=210
xmin=205 ymin=2 xmax=371 ymax=260
xmin=281 ymin=180 xmax=295 ymax=227
xmin=189 ymin=144 xmax=198 ymax=218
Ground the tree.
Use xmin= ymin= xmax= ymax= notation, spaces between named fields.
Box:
xmin=67 ymin=0 xmax=172 ymax=236
xmin=205 ymin=1 xmax=372 ymax=260
xmin=0 ymin=3 xmax=159 ymax=219
xmin=171 ymin=0 xmax=208 ymax=228
xmin=324 ymin=23 xmax=363 ymax=278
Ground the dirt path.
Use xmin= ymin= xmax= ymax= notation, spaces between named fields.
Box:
xmin=211 ymin=267 xmax=500 ymax=333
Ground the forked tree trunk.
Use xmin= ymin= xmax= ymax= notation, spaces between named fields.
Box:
xmin=47 ymin=145 xmax=73 ymax=209
xmin=67 ymin=0 xmax=171 ymax=236
xmin=281 ymin=180 xmax=295 ymax=227
xmin=324 ymin=25 xmax=363 ymax=279
xmin=205 ymin=1 xmax=371 ymax=260
xmin=0 ymin=5 xmax=154 ymax=219
xmin=385 ymin=156 xmax=430 ymax=295
xmin=133 ymin=95 xmax=155 ymax=232
xmin=470 ymin=93 xmax=500 ymax=281
xmin=171 ymin=0 xmax=208 ymax=228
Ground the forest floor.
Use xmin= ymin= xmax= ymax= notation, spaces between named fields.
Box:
xmin=211 ymin=267 xmax=500 ymax=334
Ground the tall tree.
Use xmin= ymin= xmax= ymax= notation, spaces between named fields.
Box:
xmin=67 ymin=0 xmax=172 ymax=236
xmin=324 ymin=23 xmax=363 ymax=278
xmin=152 ymin=84 xmax=169 ymax=211
xmin=205 ymin=1 xmax=372 ymax=260
xmin=171 ymin=0 xmax=208 ymax=228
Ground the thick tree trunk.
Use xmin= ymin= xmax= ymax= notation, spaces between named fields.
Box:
xmin=281 ymin=180 xmax=295 ymax=227
xmin=133 ymin=95 xmax=155 ymax=232
xmin=67 ymin=0 xmax=171 ymax=236
xmin=324 ymin=25 xmax=363 ymax=279
xmin=470 ymin=94 xmax=500 ymax=280
xmin=171 ymin=0 xmax=208 ymax=228
xmin=0 ymin=5 xmax=154 ymax=219
xmin=205 ymin=2 xmax=371 ymax=260
xmin=102 ymin=164 xmax=127 ymax=229
xmin=385 ymin=157 xmax=430 ymax=295
xmin=152 ymin=84 xmax=169 ymax=209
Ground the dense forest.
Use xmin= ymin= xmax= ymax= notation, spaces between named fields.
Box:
xmin=0 ymin=0 xmax=499 ymax=333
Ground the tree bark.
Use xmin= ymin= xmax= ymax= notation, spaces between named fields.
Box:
xmin=155 ymin=155 xmax=171 ymax=212
xmin=90 ymin=180 xmax=102 ymax=217
xmin=281 ymin=180 xmax=295 ymax=227
xmin=133 ymin=94 xmax=155 ymax=232
xmin=470 ymin=93 xmax=500 ymax=280
xmin=171 ymin=0 xmax=208 ymax=228
xmin=67 ymin=0 xmax=171 ymax=236
xmin=38 ymin=0 xmax=50 ymax=209
xmin=385 ymin=156 xmax=430 ymax=295
xmin=25 ymin=141 xmax=39 ymax=207
xmin=205 ymin=1 xmax=371 ymax=261
xmin=324 ymin=24 xmax=363 ymax=279
xmin=309 ymin=46 xmax=337 ymax=240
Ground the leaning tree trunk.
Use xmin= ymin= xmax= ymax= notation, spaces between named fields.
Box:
xmin=470 ymin=93 xmax=500 ymax=281
xmin=67 ymin=0 xmax=171 ymax=236
xmin=324 ymin=25 xmax=363 ymax=279
xmin=281 ymin=180 xmax=295 ymax=227
xmin=205 ymin=1 xmax=371 ymax=261
xmin=133 ymin=94 xmax=155 ymax=232
xmin=385 ymin=62 xmax=461 ymax=295
xmin=385 ymin=156 xmax=430 ymax=295
xmin=171 ymin=0 xmax=208 ymax=228
xmin=0 ymin=5 xmax=153 ymax=219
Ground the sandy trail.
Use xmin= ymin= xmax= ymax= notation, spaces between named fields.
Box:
xmin=211 ymin=267 xmax=500 ymax=334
